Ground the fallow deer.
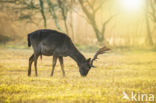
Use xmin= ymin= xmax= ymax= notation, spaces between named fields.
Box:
xmin=27 ymin=29 xmax=110 ymax=77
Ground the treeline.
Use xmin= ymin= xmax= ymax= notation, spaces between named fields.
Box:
xmin=0 ymin=0 xmax=156 ymax=47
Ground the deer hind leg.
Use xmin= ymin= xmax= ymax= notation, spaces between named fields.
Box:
xmin=51 ymin=56 xmax=57 ymax=76
xmin=59 ymin=57 xmax=65 ymax=77
xmin=34 ymin=54 xmax=39 ymax=76
xmin=28 ymin=54 xmax=34 ymax=76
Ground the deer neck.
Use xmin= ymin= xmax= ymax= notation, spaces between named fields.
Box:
xmin=69 ymin=48 xmax=86 ymax=66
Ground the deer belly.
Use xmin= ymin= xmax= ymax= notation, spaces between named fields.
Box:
xmin=53 ymin=48 xmax=68 ymax=57
xmin=40 ymin=45 xmax=54 ymax=56
xmin=40 ymin=44 xmax=68 ymax=56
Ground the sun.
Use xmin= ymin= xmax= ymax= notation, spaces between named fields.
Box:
xmin=121 ymin=0 xmax=143 ymax=12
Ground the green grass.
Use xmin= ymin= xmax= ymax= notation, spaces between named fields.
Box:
xmin=0 ymin=48 xmax=156 ymax=103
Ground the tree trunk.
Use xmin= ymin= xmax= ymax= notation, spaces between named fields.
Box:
xmin=46 ymin=0 xmax=63 ymax=31
xmin=70 ymin=0 xmax=75 ymax=41
xmin=39 ymin=0 xmax=46 ymax=28
xmin=57 ymin=0 xmax=69 ymax=34
xmin=91 ymin=24 xmax=104 ymax=42
xmin=145 ymin=0 xmax=153 ymax=45
xmin=145 ymin=15 xmax=153 ymax=45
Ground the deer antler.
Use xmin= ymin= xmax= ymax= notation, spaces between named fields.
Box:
xmin=90 ymin=46 xmax=110 ymax=67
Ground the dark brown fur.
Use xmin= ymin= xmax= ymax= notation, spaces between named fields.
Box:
xmin=28 ymin=29 xmax=91 ymax=77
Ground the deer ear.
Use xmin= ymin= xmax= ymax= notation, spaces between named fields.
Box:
xmin=87 ymin=58 xmax=91 ymax=62
xmin=87 ymin=58 xmax=91 ymax=64
xmin=87 ymin=58 xmax=92 ymax=68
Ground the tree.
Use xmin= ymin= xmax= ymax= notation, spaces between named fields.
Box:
xmin=39 ymin=0 xmax=47 ymax=28
xmin=0 ymin=0 xmax=72 ymax=32
xmin=145 ymin=0 xmax=156 ymax=45
xmin=46 ymin=0 xmax=63 ymax=31
xmin=79 ymin=0 xmax=116 ymax=43
xmin=57 ymin=0 xmax=69 ymax=34
xmin=149 ymin=0 xmax=156 ymax=23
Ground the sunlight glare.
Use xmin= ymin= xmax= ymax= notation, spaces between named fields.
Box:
xmin=121 ymin=0 xmax=143 ymax=12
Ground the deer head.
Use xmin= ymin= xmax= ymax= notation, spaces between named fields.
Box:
xmin=79 ymin=46 xmax=110 ymax=76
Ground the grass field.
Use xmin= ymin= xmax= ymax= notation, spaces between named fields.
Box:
xmin=0 ymin=47 xmax=156 ymax=103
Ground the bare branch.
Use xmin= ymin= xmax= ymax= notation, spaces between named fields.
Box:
xmin=79 ymin=0 xmax=92 ymax=19
xmin=101 ymin=14 xmax=117 ymax=35
xmin=94 ymin=1 xmax=105 ymax=13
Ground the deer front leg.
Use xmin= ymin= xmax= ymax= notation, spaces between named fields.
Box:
xmin=51 ymin=56 xmax=57 ymax=76
xmin=34 ymin=54 xmax=39 ymax=76
xmin=28 ymin=54 xmax=34 ymax=76
xmin=59 ymin=57 xmax=65 ymax=77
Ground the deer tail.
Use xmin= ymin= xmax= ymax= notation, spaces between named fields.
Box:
xmin=27 ymin=34 xmax=31 ymax=47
